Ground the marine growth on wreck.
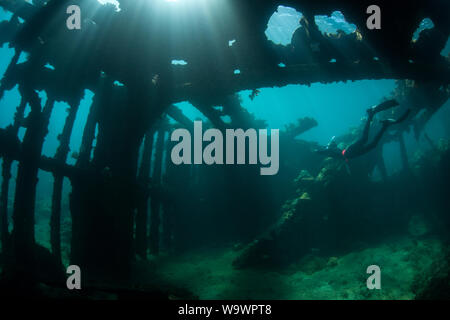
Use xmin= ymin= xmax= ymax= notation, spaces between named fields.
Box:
xmin=0 ymin=0 xmax=449 ymax=301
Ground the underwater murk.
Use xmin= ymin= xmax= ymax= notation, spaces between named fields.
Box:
xmin=0 ymin=0 xmax=449 ymax=304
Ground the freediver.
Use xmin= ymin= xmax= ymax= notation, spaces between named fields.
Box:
xmin=315 ymin=99 xmax=411 ymax=161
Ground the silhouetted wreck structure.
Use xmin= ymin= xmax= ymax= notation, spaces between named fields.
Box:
xmin=0 ymin=0 xmax=449 ymax=296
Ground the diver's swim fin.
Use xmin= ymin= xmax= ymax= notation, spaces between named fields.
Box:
xmin=371 ymin=99 xmax=400 ymax=114
xmin=382 ymin=109 xmax=411 ymax=126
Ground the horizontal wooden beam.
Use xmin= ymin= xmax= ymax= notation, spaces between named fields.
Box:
xmin=173 ymin=59 xmax=450 ymax=104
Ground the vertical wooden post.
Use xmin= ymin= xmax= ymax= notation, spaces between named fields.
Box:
xmin=377 ymin=153 xmax=388 ymax=181
xmin=12 ymin=87 xmax=54 ymax=284
xmin=135 ymin=128 xmax=154 ymax=258
xmin=0 ymin=159 xmax=12 ymax=249
xmin=398 ymin=132 xmax=409 ymax=172
xmin=69 ymin=98 xmax=99 ymax=278
xmin=68 ymin=79 xmax=168 ymax=282
xmin=0 ymin=98 xmax=26 ymax=250
xmin=76 ymin=98 xmax=99 ymax=168
xmin=375 ymin=146 xmax=388 ymax=181
xmin=161 ymin=133 xmax=175 ymax=251
xmin=50 ymin=103 xmax=79 ymax=265
xmin=149 ymin=126 xmax=165 ymax=255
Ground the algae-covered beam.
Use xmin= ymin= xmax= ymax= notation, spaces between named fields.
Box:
xmin=191 ymin=101 xmax=227 ymax=130
xmin=174 ymin=60 xmax=450 ymax=105
xmin=283 ymin=117 xmax=319 ymax=140
xmin=398 ymin=132 xmax=409 ymax=172
xmin=76 ymin=98 xmax=99 ymax=168
xmin=166 ymin=105 xmax=193 ymax=129
xmin=1 ymin=0 xmax=448 ymax=109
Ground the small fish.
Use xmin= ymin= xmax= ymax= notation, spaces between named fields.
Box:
xmin=152 ymin=74 xmax=160 ymax=86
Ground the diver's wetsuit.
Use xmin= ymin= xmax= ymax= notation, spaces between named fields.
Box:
xmin=342 ymin=108 xmax=381 ymax=160
xmin=316 ymin=100 xmax=410 ymax=161
xmin=343 ymin=108 xmax=410 ymax=160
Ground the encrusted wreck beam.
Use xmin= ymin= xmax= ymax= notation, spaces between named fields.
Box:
xmin=50 ymin=102 xmax=79 ymax=265
xmin=0 ymin=132 xmax=175 ymax=200
xmin=76 ymin=98 xmax=99 ymax=168
xmin=174 ymin=60 xmax=450 ymax=104
xmin=0 ymin=147 xmax=77 ymax=179
xmin=166 ymin=105 xmax=193 ymax=129
xmin=5 ymin=57 xmax=448 ymax=111
xmin=12 ymin=88 xmax=54 ymax=284
xmin=283 ymin=117 xmax=319 ymax=140
xmin=39 ymin=155 xmax=78 ymax=177
xmin=161 ymin=136 xmax=174 ymax=251
xmin=135 ymin=128 xmax=154 ymax=259
xmin=0 ymin=97 xmax=26 ymax=249
xmin=0 ymin=14 xmax=20 ymax=47
xmin=149 ymin=126 xmax=166 ymax=255
xmin=3 ymin=0 xmax=447 ymax=108
xmin=398 ymin=133 xmax=409 ymax=172
xmin=191 ymin=101 xmax=227 ymax=130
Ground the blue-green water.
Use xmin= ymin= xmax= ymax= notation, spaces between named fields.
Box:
xmin=0 ymin=2 xmax=449 ymax=300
